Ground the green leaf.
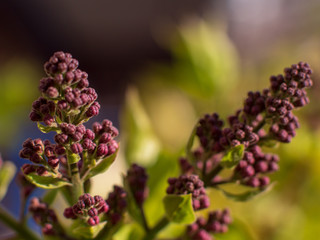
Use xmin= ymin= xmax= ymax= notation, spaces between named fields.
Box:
xmin=121 ymin=87 xmax=160 ymax=166
xmin=163 ymin=194 xmax=196 ymax=224
xmin=42 ymin=189 xmax=58 ymax=205
xmin=67 ymin=152 xmax=81 ymax=164
xmin=24 ymin=172 xmax=71 ymax=189
xmin=37 ymin=122 xmax=60 ymax=134
xmin=72 ymin=220 xmax=107 ymax=239
xmin=217 ymin=183 xmax=275 ymax=202
xmin=84 ymin=148 xmax=119 ymax=181
xmin=0 ymin=161 xmax=16 ymax=201
xmin=220 ymin=144 xmax=244 ymax=168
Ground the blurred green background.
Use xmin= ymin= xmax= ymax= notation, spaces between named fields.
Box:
xmin=1 ymin=1 xmax=320 ymax=239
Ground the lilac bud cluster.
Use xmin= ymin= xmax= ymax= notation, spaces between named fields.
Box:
xmin=166 ymin=175 xmax=209 ymax=211
xmin=126 ymin=164 xmax=148 ymax=207
xmin=186 ymin=209 xmax=232 ymax=240
xmin=270 ymin=62 xmax=312 ymax=106
xmin=64 ymin=193 xmax=109 ymax=226
xmin=87 ymin=120 xmax=119 ymax=158
xmin=29 ymin=97 xmax=56 ymax=125
xmin=235 ymin=145 xmax=279 ymax=188
xmin=196 ymin=113 xmax=224 ymax=152
xmin=29 ymin=197 xmax=58 ymax=236
xmin=180 ymin=62 xmax=312 ymax=191
xmin=20 ymin=138 xmax=64 ymax=176
xmin=266 ymin=62 xmax=312 ymax=142
xmin=106 ymin=185 xmax=128 ymax=225
xmin=223 ymin=119 xmax=259 ymax=148
xmin=29 ymin=51 xmax=101 ymax=126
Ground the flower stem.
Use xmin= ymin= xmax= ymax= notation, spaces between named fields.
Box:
xmin=143 ymin=216 xmax=169 ymax=240
xmin=140 ymin=206 xmax=150 ymax=232
xmin=0 ymin=206 xmax=40 ymax=240
xmin=70 ymin=162 xmax=83 ymax=202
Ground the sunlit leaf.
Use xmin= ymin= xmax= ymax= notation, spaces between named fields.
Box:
xmin=84 ymin=148 xmax=119 ymax=181
xmin=72 ymin=220 xmax=107 ymax=239
xmin=220 ymin=144 xmax=244 ymax=168
xmin=121 ymin=87 xmax=160 ymax=166
xmin=37 ymin=122 xmax=60 ymax=134
xmin=0 ymin=161 xmax=16 ymax=201
xmin=163 ymin=194 xmax=195 ymax=224
xmin=217 ymin=183 xmax=275 ymax=202
xmin=67 ymin=152 xmax=81 ymax=164
xmin=23 ymin=172 xmax=71 ymax=189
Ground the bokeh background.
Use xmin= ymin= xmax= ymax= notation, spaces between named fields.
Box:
xmin=1 ymin=0 xmax=320 ymax=239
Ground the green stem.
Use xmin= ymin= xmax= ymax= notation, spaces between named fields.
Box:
xmin=0 ymin=206 xmax=40 ymax=240
xmin=70 ymin=162 xmax=83 ymax=202
xmin=204 ymin=164 xmax=223 ymax=187
xmin=143 ymin=217 xmax=169 ymax=240
xmin=140 ymin=206 xmax=150 ymax=232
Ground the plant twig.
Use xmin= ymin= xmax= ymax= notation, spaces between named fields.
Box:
xmin=0 ymin=205 xmax=40 ymax=240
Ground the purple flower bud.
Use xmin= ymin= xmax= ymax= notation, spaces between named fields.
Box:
xmin=29 ymin=111 xmax=42 ymax=122
xmin=87 ymin=216 xmax=99 ymax=226
xmin=71 ymin=143 xmax=83 ymax=154
xmin=86 ymin=102 xmax=100 ymax=117
xmin=36 ymin=166 xmax=48 ymax=176
xmin=30 ymin=153 xmax=43 ymax=164
xmin=42 ymin=223 xmax=55 ymax=235
xmin=63 ymin=207 xmax=77 ymax=219
xmin=88 ymin=208 xmax=98 ymax=217
xmin=246 ymin=177 xmax=260 ymax=188
xmin=22 ymin=164 xmax=36 ymax=175
xmin=108 ymin=140 xmax=119 ymax=155
xmin=54 ymin=134 xmax=68 ymax=145
xmin=57 ymin=100 xmax=69 ymax=110
xmin=255 ymin=161 xmax=268 ymax=173
xmin=99 ymin=133 xmax=112 ymax=143
xmin=96 ymin=144 xmax=108 ymax=157
xmin=194 ymin=229 xmax=211 ymax=240
xmin=46 ymin=86 xmax=59 ymax=99
xmin=84 ymin=129 xmax=95 ymax=140
xmin=48 ymin=157 xmax=59 ymax=169
xmin=259 ymin=176 xmax=270 ymax=187
xmin=92 ymin=122 xmax=103 ymax=134
xmin=54 ymin=145 xmax=66 ymax=155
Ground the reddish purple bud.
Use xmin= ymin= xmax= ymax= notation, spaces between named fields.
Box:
xmin=54 ymin=134 xmax=68 ymax=145
xmin=30 ymin=153 xmax=43 ymax=164
xmin=71 ymin=143 xmax=83 ymax=154
xmin=88 ymin=208 xmax=98 ymax=217
xmin=99 ymin=133 xmax=112 ymax=143
xmin=36 ymin=166 xmax=48 ymax=176
xmin=259 ymin=176 xmax=270 ymax=187
xmin=84 ymin=129 xmax=95 ymax=140
xmin=42 ymin=223 xmax=55 ymax=235
xmin=63 ymin=207 xmax=77 ymax=219
xmin=246 ymin=177 xmax=260 ymax=188
xmin=29 ymin=111 xmax=42 ymax=122
xmin=96 ymin=144 xmax=108 ymax=157
xmin=22 ymin=164 xmax=36 ymax=174
xmin=86 ymin=102 xmax=100 ymax=117
xmin=46 ymin=86 xmax=59 ymax=99
xmin=92 ymin=122 xmax=102 ymax=134
xmin=48 ymin=157 xmax=59 ymax=169
xmin=87 ymin=216 xmax=99 ymax=226
xmin=54 ymin=145 xmax=66 ymax=155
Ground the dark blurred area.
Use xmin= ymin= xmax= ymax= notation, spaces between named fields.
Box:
xmin=1 ymin=0 xmax=320 ymax=239
xmin=0 ymin=0 xmax=212 ymax=104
